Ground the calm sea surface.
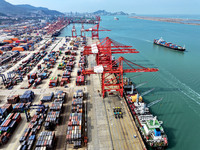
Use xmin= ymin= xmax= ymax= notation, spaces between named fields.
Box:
xmin=59 ymin=15 xmax=200 ymax=150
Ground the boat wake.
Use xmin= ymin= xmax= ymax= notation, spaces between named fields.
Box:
xmin=157 ymin=68 xmax=200 ymax=115
xmin=133 ymin=38 xmax=152 ymax=43
xmin=144 ymin=39 xmax=152 ymax=43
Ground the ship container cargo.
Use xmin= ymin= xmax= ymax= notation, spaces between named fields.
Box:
xmin=65 ymin=65 xmax=72 ymax=72
xmin=20 ymin=110 xmax=45 ymax=144
xmin=54 ymin=91 xmax=66 ymax=102
xmin=0 ymin=132 xmax=10 ymax=145
xmin=50 ymin=102 xmax=63 ymax=111
xmin=45 ymin=111 xmax=60 ymax=123
xmin=0 ymin=51 xmax=19 ymax=65
xmin=73 ymin=140 xmax=82 ymax=149
xmin=57 ymin=63 xmax=65 ymax=70
xmin=45 ymin=111 xmax=60 ymax=129
xmin=26 ymin=135 xmax=36 ymax=150
xmin=77 ymin=69 xmax=82 ymax=76
xmin=8 ymin=51 xmax=47 ymax=88
xmin=28 ymin=79 xmax=34 ymax=85
xmin=0 ymin=104 xmax=13 ymax=119
xmin=66 ymin=62 xmax=74 ymax=68
xmin=71 ymin=51 xmax=77 ymax=56
xmin=3 ymin=40 xmax=13 ymax=44
xmin=41 ymin=93 xmax=54 ymax=103
xmin=19 ymin=43 xmax=29 ymax=50
xmin=37 ymin=64 xmax=41 ymax=70
xmin=66 ymin=89 xmax=84 ymax=147
xmin=1 ymin=45 xmax=12 ymax=51
xmin=0 ymin=42 xmax=7 ymax=46
xmin=69 ymin=56 xmax=75 ymax=61
xmin=69 ymin=56 xmax=75 ymax=62
xmin=20 ymin=91 xmax=35 ymax=103
xmin=44 ymin=121 xmax=56 ymax=130
xmin=68 ymin=113 xmax=82 ymax=126
xmin=73 ymin=90 xmax=84 ymax=98
xmin=63 ymin=71 xmax=71 ymax=78
xmin=62 ymin=74 xmax=70 ymax=80
xmin=49 ymin=77 xmax=59 ymax=87
xmin=66 ymin=128 xmax=82 ymax=143
xmin=38 ymin=73 xmax=48 ymax=80
xmin=71 ymin=105 xmax=82 ymax=113
xmin=27 ymin=73 xmax=37 ymax=80
xmin=59 ymin=47 xmax=65 ymax=50
xmin=35 ymin=131 xmax=55 ymax=149
xmin=34 ymin=78 xmax=42 ymax=85
xmin=65 ymin=50 xmax=71 ymax=55
xmin=60 ymin=78 xmax=69 ymax=86
xmin=43 ymin=58 xmax=50 ymax=62
xmin=12 ymin=47 xmax=24 ymax=52
xmin=66 ymin=116 xmax=82 ymax=144
xmin=154 ymin=38 xmax=185 ymax=51
xmin=13 ymin=103 xmax=26 ymax=112
xmin=76 ymin=76 xmax=85 ymax=86
xmin=72 ymin=98 xmax=83 ymax=106
xmin=0 ymin=113 xmax=21 ymax=145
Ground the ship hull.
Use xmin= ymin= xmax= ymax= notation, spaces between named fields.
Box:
xmin=133 ymin=114 xmax=168 ymax=149
xmin=154 ymin=39 xmax=185 ymax=51
xmin=123 ymin=92 xmax=168 ymax=149
xmin=154 ymin=42 xmax=185 ymax=51
xmin=52 ymin=31 xmax=61 ymax=37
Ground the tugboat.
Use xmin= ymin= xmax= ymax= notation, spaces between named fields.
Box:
xmin=154 ymin=37 xmax=185 ymax=51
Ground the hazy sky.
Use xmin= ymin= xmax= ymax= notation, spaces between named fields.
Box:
xmin=6 ymin=0 xmax=200 ymax=14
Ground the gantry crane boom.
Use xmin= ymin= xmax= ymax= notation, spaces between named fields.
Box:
xmin=82 ymin=30 xmax=159 ymax=98
xmin=82 ymin=57 xmax=158 ymax=97
xmin=85 ymin=17 xmax=110 ymax=39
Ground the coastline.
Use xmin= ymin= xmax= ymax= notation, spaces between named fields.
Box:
xmin=130 ymin=16 xmax=200 ymax=26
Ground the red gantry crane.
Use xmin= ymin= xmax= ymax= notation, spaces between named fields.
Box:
xmin=84 ymin=37 xmax=139 ymax=66
xmin=72 ymin=24 xmax=77 ymax=38
xmin=85 ymin=17 xmax=110 ymax=39
xmin=81 ymin=23 xmax=85 ymax=37
xmin=82 ymin=37 xmax=159 ymax=98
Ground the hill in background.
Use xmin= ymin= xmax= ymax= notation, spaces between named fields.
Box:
xmin=0 ymin=0 xmax=63 ymax=16
xmin=93 ymin=10 xmax=128 ymax=15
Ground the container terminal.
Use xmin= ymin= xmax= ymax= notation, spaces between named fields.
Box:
xmin=0 ymin=16 xmax=167 ymax=150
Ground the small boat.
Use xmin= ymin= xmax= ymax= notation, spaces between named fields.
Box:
xmin=154 ymin=37 xmax=185 ymax=51
xmin=114 ymin=17 xmax=119 ymax=20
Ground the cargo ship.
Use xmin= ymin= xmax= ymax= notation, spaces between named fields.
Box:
xmin=154 ymin=38 xmax=185 ymax=51
xmin=52 ymin=30 xmax=61 ymax=37
xmin=124 ymin=78 xmax=168 ymax=149
xmin=114 ymin=17 xmax=119 ymax=20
